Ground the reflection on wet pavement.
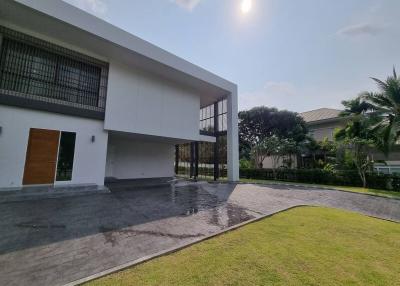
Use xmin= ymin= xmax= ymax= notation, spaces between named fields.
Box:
xmin=169 ymin=184 xmax=257 ymax=226
xmin=171 ymin=185 xmax=220 ymax=215
xmin=2 ymin=183 xmax=258 ymax=256
xmin=1 ymin=182 xmax=259 ymax=286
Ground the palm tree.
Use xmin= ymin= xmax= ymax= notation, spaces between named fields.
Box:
xmin=340 ymin=96 xmax=373 ymax=117
xmin=333 ymin=68 xmax=400 ymax=187
xmin=361 ymin=68 xmax=400 ymax=154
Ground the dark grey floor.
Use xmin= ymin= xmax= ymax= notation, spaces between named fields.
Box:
xmin=0 ymin=182 xmax=399 ymax=286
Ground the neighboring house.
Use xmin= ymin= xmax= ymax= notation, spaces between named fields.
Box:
xmin=262 ymin=107 xmax=400 ymax=170
xmin=0 ymin=0 xmax=239 ymax=190
xmin=299 ymin=108 xmax=400 ymax=173
xmin=299 ymin=108 xmax=348 ymax=141
xmin=262 ymin=154 xmax=297 ymax=169
xmin=262 ymin=108 xmax=345 ymax=169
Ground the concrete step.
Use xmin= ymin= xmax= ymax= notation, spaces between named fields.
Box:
xmin=0 ymin=184 xmax=110 ymax=203
xmin=105 ymin=177 xmax=174 ymax=191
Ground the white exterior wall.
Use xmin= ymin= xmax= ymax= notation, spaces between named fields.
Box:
xmin=309 ymin=126 xmax=337 ymax=141
xmin=308 ymin=120 xmax=347 ymax=142
xmin=0 ymin=105 xmax=108 ymax=189
xmin=0 ymin=2 xmax=241 ymax=183
xmin=106 ymin=136 xmax=174 ymax=179
xmin=104 ymin=61 xmax=200 ymax=141
xmin=262 ymin=155 xmax=298 ymax=169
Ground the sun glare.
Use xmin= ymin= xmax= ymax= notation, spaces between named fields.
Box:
xmin=241 ymin=0 xmax=252 ymax=14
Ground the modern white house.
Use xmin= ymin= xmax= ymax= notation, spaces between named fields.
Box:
xmin=0 ymin=0 xmax=239 ymax=190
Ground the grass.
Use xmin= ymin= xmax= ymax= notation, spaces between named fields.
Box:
xmin=86 ymin=207 xmax=400 ymax=286
xmin=240 ymin=178 xmax=400 ymax=199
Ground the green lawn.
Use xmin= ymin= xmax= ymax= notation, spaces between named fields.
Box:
xmin=86 ymin=207 xmax=400 ymax=286
xmin=240 ymin=178 xmax=400 ymax=199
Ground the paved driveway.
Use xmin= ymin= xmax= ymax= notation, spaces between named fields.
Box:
xmin=0 ymin=182 xmax=399 ymax=286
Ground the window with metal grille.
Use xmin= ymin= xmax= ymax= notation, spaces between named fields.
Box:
xmin=0 ymin=38 xmax=102 ymax=109
xmin=0 ymin=26 xmax=108 ymax=116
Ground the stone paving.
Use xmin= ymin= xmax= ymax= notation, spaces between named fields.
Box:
xmin=0 ymin=182 xmax=399 ymax=286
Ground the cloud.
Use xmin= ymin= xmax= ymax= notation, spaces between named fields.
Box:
xmin=263 ymin=82 xmax=296 ymax=97
xmin=239 ymin=81 xmax=359 ymax=113
xmin=239 ymin=81 xmax=297 ymax=111
xmin=336 ymin=23 xmax=384 ymax=37
xmin=171 ymin=0 xmax=201 ymax=11
xmin=63 ymin=0 xmax=108 ymax=17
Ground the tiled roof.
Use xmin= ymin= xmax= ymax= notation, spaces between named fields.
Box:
xmin=299 ymin=108 xmax=342 ymax=123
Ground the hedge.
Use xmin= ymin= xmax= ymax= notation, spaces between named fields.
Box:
xmin=239 ymin=168 xmax=400 ymax=192
xmin=176 ymin=165 xmax=400 ymax=191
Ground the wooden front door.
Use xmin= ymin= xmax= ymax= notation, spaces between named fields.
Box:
xmin=23 ymin=128 xmax=60 ymax=185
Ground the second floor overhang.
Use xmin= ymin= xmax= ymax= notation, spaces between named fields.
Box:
xmin=1 ymin=0 xmax=236 ymax=108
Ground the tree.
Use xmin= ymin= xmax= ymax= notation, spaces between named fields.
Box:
xmin=318 ymin=137 xmax=337 ymax=161
xmin=360 ymin=68 xmax=400 ymax=154
xmin=239 ymin=106 xmax=308 ymax=159
xmin=251 ymin=136 xmax=297 ymax=178
xmin=340 ymin=96 xmax=374 ymax=117
xmin=335 ymin=102 xmax=376 ymax=188
xmin=251 ymin=135 xmax=280 ymax=169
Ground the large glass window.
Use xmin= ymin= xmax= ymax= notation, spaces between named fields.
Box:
xmin=199 ymin=98 xmax=228 ymax=135
xmin=0 ymin=38 xmax=102 ymax=108
xmin=56 ymin=132 xmax=76 ymax=181
xmin=199 ymin=104 xmax=214 ymax=133
xmin=217 ymin=99 xmax=227 ymax=132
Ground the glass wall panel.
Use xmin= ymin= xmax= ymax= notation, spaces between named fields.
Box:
xmin=56 ymin=132 xmax=76 ymax=181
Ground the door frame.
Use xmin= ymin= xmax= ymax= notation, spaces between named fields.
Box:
xmin=54 ymin=130 xmax=77 ymax=185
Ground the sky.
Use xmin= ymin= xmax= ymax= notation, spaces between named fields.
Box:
xmin=63 ymin=0 xmax=400 ymax=113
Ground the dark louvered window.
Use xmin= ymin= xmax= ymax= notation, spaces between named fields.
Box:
xmin=0 ymin=38 xmax=102 ymax=109
xmin=0 ymin=26 xmax=108 ymax=117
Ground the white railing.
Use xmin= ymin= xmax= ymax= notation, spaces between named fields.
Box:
xmin=374 ymin=166 xmax=400 ymax=175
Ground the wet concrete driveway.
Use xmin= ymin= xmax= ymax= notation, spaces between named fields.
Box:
xmin=0 ymin=182 xmax=399 ymax=286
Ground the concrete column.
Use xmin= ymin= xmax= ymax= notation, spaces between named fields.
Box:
xmin=0 ymin=34 xmax=3 ymax=57
xmin=194 ymin=141 xmax=199 ymax=179
xmin=213 ymin=102 xmax=219 ymax=181
xmin=174 ymin=145 xmax=179 ymax=175
xmin=227 ymin=87 xmax=239 ymax=182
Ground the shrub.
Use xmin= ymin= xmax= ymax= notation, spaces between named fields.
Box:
xmin=239 ymin=159 xmax=252 ymax=169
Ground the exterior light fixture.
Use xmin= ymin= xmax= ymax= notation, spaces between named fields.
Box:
xmin=91 ymin=135 xmax=95 ymax=143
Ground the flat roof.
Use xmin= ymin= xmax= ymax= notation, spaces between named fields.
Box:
xmin=0 ymin=0 xmax=236 ymax=106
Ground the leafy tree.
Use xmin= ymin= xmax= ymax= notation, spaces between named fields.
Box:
xmin=296 ymin=136 xmax=337 ymax=169
xmin=279 ymin=139 xmax=298 ymax=169
xmin=251 ymin=135 xmax=280 ymax=169
xmin=251 ymin=136 xmax=297 ymax=178
xmin=319 ymin=137 xmax=337 ymax=160
xmin=335 ymin=103 xmax=376 ymax=187
xmin=239 ymin=106 xmax=308 ymax=159
xmin=297 ymin=137 xmax=318 ymax=167
xmin=358 ymin=68 xmax=400 ymax=154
